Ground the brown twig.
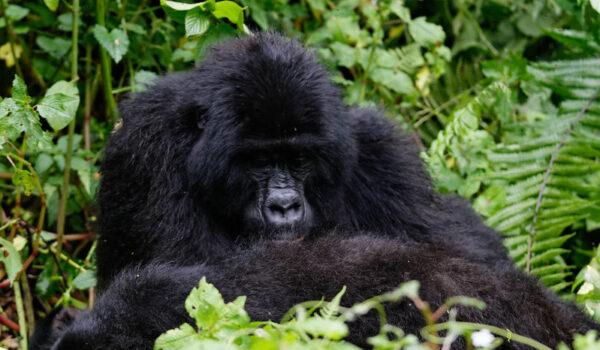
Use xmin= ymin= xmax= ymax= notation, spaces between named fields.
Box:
xmin=0 ymin=314 xmax=20 ymax=332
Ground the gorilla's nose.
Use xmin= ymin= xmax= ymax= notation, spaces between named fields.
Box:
xmin=264 ymin=189 xmax=304 ymax=226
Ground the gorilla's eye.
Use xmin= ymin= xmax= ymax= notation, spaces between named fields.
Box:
xmin=253 ymin=154 xmax=271 ymax=167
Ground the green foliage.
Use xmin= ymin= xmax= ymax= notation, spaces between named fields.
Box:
xmin=422 ymin=1 xmax=600 ymax=294
xmin=0 ymin=0 xmax=599 ymax=347
xmin=156 ymin=278 xmax=561 ymax=350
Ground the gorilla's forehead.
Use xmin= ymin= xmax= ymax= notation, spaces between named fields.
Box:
xmin=200 ymin=34 xmax=339 ymax=139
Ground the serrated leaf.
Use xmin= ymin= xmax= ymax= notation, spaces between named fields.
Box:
xmin=71 ymin=270 xmax=97 ymax=290
xmin=294 ymin=318 xmax=349 ymax=340
xmin=44 ymin=0 xmax=59 ymax=11
xmin=71 ymin=157 xmax=92 ymax=195
xmin=409 ymin=17 xmax=445 ymax=46
xmin=38 ymin=93 xmax=79 ymax=131
xmin=92 ymin=25 xmax=130 ymax=63
xmin=12 ymin=75 xmax=29 ymax=105
xmin=154 ymin=323 xmax=198 ymax=350
xmin=12 ymin=169 xmax=35 ymax=196
xmin=330 ymin=42 xmax=355 ymax=68
xmin=0 ymin=236 xmax=22 ymax=284
xmin=185 ymin=8 xmax=211 ymax=37
xmin=370 ymin=68 xmax=413 ymax=94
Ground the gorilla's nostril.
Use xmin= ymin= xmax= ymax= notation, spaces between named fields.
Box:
xmin=264 ymin=190 xmax=304 ymax=225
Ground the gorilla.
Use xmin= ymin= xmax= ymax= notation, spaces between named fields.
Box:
xmin=30 ymin=33 xmax=598 ymax=349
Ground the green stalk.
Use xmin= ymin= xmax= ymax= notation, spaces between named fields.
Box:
xmin=56 ymin=0 xmax=80 ymax=259
xmin=13 ymin=278 xmax=27 ymax=350
xmin=20 ymin=274 xmax=34 ymax=337
xmin=97 ymin=0 xmax=119 ymax=124
xmin=84 ymin=44 xmax=92 ymax=151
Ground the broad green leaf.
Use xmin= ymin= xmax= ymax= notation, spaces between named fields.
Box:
xmin=12 ymin=169 xmax=35 ymax=196
xmin=12 ymin=75 xmax=30 ymax=105
xmin=161 ymin=0 xmax=204 ymax=23
xmin=133 ymin=70 xmax=159 ymax=92
xmin=92 ymin=25 xmax=130 ymax=63
xmin=6 ymin=5 xmax=29 ymax=21
xmin=591 ymin=0 xmax=600 ymax=14
xmin=185 ymin=277 xmax=249 ymax=334
xmin=71 ymin=270 xmax=97 ymax=290
xmin=408 ymin=17 xmax=445 ymax=46
xmin=370 ymin=68 xmax=413 ymax=94
xmin=187 ymin=277 xmax=227 ymax=329
xmin=37 ymin=93 xmax=77 ymax=130
xmin=330 ymin=42 xmax=355 ymax=68
xmin=326 ymin=16 xmax=360 ymax=44
xmin=389 ymin=2 xmax=410 ymax=21
xmin=0 ymin=236 xmax=22 ymax=283
xmin=306 ymin=0 xmax=326 ymax=12
xmin=154 ymin=323 xmax=199 ymax=350
xmin=35 ymin=153 xmax=54 ymax=175
xmin=121 ymin=22 xmax=146 ymax=35
xmin=57 ymin=13 xmax=73 ymax=32
xmin=71 ymin=157 xmax=92 ymax=195
xmin=36 ymin=36 xmax=72 ymax=59
xmin=185 ymin=8 xmax=211 ymax=37
xmin=212 ymin=1 xmax=245 ymax=26
xmin=44 ymin=0 xmax=59 ymax=11
xmin=36 ymin=259 xmax=57 ymax=297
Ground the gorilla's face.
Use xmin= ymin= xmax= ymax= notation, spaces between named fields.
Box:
xmin=186 ymin=103 xmax=347 ymax=240
xmin=176 ymin=36 xmax=358 ymax=240
xmin=242 ymin=148 xmax=314 ymax=231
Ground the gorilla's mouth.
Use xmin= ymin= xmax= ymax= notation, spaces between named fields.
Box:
xmin=242 ymin=197 xmax=313 ymax=241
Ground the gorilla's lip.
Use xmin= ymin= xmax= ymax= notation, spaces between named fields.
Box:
xmin=273 ymin=235 xmax=305 ymax=244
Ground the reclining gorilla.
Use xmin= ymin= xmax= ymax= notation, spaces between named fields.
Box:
xmin=31 ymin=33 xmax=599 ymax=349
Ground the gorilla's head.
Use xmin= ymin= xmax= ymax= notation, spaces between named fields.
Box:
xmin=108 ymin=33 xmax=358 ymax=242
xmin=185 ymin=33 xmax=358 ymax=238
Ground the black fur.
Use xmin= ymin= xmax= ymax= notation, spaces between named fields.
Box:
xmin=44 ymin=236 xmax=597 ymax=349
xmin=95 ymin=33 xmax=510 ymax=289
xmin=31 ymin=33 xmax=598 ymax=349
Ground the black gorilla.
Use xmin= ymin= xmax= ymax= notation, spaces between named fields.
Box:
xmin=31 ymin=33 xmax=598 ymax=349
xmin=95 ymin=33 xmax=510 ymax=289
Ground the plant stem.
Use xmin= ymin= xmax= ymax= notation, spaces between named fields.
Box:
xmin=8 ymin=138 xmax=27 ymax=241
xmin=84 ymin=44 xmax=92 ymax=151
xmin=56 ymin=0 xmax=80 ymax=261
xmin=20 ymin=274 xmax=34 ymax=337
xmin=13 ymin=278 xmax=27 ymax=350
xmin=97 ymin=0 xmax=120 ymax=124
xmin=426 ymin=322 xmax=551 ymax=350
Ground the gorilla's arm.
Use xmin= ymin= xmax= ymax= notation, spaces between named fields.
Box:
xmin=345 ymin=108 xmax=511 ymax=271
xmin=39 ymin=236 xmax=596 ymax=350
